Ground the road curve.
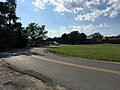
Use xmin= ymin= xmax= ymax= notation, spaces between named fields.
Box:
xmin=1 ymin=48 xmax=120 ymax=90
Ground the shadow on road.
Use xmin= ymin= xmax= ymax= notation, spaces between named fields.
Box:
xmin=0 ymin=48 xmax=45 ymax=58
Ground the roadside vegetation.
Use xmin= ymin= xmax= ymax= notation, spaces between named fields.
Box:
xmin=0 ymin=0 xmax=48 ymax=51
xmin=48 ymin=44 xmax=120 ymax=62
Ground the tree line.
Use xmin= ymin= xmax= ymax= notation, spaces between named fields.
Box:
xmin=47 ymin=31 xmax=104 ymax=44
xmin=47 ymin=31 xmax=120 ymax=45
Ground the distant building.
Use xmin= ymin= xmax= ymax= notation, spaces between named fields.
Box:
xmin=102 ymin=36 xmax=120 ymax=44
xmin=85 ymin=36 xmax=96 ymax=44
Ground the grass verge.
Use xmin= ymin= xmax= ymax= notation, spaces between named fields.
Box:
xmin=48 ymin=44 xmax=120 ymax=62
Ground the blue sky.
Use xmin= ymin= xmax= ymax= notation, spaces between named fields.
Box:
xmin=15 ymin=0 xmax=120 ymax=37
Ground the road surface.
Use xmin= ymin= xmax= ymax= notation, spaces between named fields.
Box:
xmin=1 ymin=48 xmax=120 ymax=90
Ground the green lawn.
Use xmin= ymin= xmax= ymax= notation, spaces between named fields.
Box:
xmin=48 ymin=44 xmax=120 ymax=62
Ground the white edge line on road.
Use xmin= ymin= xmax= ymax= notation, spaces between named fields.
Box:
xmin=32 ymin=55 xmax=120 ymax=75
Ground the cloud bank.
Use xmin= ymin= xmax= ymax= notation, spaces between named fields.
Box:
xmin=47 ymin=23 xmax=110 ymax=37
xmin=32 ymin=0 xmax=120 ymax=21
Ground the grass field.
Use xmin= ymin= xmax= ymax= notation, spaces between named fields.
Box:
xmin=48 ymin=44 xmax=120 ymax=62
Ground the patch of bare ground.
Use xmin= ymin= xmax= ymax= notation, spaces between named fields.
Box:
xmin=0 ymin=60 xmax=66 ymax=90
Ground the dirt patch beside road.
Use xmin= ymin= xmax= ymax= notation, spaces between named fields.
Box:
xmin=0 ymin=60 xmax=66 ymax=90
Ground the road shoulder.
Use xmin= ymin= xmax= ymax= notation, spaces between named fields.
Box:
xmin=0 ymin=59 xmax=66 ymax=90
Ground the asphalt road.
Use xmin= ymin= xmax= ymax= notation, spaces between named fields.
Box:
xmin=1 ymin=48 xmax=120 ymax=90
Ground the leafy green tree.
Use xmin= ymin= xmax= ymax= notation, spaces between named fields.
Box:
xmin=52 ymin=37 xmax=61 ymax=44
xmin=61 ymin=33 xmax=69 ymax=44
xmin=0 ymin=2 xmax=9 ymax=27
xmin=79 ymin=33 xmax=86 ymax=44
xmin=13 ymin=22 xmax=28 ymax=48
xmin=26 ymin=23 xmax=47 ymax=46
xmin=60 ymin=32 xmax=87 ymax=44
xmin=6 ymin=0 xmax=18 ymax=25
xmin=90 ymin=33 xmax=103 ymax=43
xmin=69 ymin=31 xmax=80 ymax=44
xmin=0 ymin=0 xmax=25 ymax=49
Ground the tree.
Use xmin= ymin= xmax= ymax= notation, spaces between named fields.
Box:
xmin=69 ymin=31 xmax=80 ymax=44
xmin=52 ymin=37 xmax=61 ymax=44
xmin=61 ymin=33 xmax=69 ymax=44
xmin=6 ymin=0 xmax=18 ymax=25
xmin=60 ymin=32 xmax=87 ymax=44
xmin=0 ymin=2 xmax=9 ymax=27
xmin=0 ymin=0 xmax=25 ymax=49
xmin=79 ymin=33 xmax=86 ymax=44
xmin=90 ymin=33 xmax=103 ymax=43
xmin=13 ymin=22 xmax=28 ymax=48
xmin=26 ymin=23 xmax=47 ymax=46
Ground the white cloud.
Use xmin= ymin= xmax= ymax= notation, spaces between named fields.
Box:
xmin=32 ymin=0 xmax=120 ymax=21
xmin=21 ymin=0 xmax=25 ymax=2
xmin=35 ymin=8 xmax=39 ymax=11
xmin=47 ymin=23 xmax=110 ymax=37
xmin=82 ymin=24 xmax=96 ymax=32
xmin=47 ymin=29 xmax=61 ymax=38
xmin=0 ymin=0 xmax=6 ymax=2
xmin=32 ymin=0 xmax=48 ymax=10
xmin=75 ymin=9 xmax=102 ymax=21
xmin=98 ymin=23 xmax=110 ymax=28
xmin=47 ymin=25 xmax=82 ymax=37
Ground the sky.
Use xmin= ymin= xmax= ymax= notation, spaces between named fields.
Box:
xmin=3 ymin=0 xmax=120 ymax=37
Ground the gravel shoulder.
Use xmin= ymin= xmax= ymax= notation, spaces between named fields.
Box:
xmin=0 ymin=59 xmax=66 ymax=90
